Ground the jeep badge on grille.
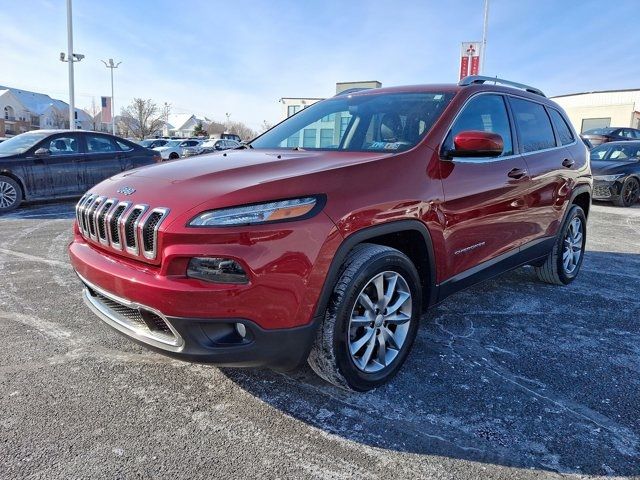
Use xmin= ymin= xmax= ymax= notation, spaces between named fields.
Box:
xmin=117 ymin=186 xmax=136 ymax=196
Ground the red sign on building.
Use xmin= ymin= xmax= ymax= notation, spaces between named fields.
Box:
xmin=459 ymin=42 xmax=481 ymax=80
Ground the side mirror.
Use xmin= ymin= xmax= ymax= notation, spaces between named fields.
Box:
xmin=444 ymin=131 xmax=503 ymax=159
xmin=34 ymin=147 xmax=51 ymax=156
xmin=214 ymin=144 xmax=223 ymax=150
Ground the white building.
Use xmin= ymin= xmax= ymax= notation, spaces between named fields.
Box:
xmin=0 ymin=85 xmax=92 ymax=135
xmin=551 ymin=89 xmax=640 ymax=134
xmin=164 ymin=113 xmax=209 ymax=137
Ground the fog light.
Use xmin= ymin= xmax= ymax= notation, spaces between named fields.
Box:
xmin=235 ymin=323 xmax=247 ymax=338
xmin=187 ymin=257 xmax=248 ymax=284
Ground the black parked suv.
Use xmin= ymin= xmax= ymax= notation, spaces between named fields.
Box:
xmin=0 ymin=130 xmax=160 ymax=213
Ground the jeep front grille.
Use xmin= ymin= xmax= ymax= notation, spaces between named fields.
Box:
xmin=76 ymin=193 xmax=169 ymax=262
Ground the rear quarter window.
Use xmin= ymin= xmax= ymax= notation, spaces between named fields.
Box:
xmin=548 ymin=108 xmax=575 ymax=146
xmin=510 ymin=98 xmax=556 ymax=153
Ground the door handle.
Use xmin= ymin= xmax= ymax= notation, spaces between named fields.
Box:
xmin=562 ymin=158 xmax=575 ymax=168
xmin=507 ymin=168 xmax=527 ymax=180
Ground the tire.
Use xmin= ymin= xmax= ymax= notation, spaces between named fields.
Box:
xmin=307 ymin=243 xmax=422 ymax=391
xmin=534 ymin=205 xmax=586 ymax=285
xmin=0 ymin=176 xmax=23 ymax=213
xmin=614 ymin=177 xmax=639 ymax=207
xmin=169 ymin=152 xmax=180 ymax=160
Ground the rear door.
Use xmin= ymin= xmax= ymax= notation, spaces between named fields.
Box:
xmin=439 ymin=93 xmax=531 ymax=278
xmin=113 ymin=138 xmax=155 ymax=170
xmin=82 ymin=133 xmax=128 ymax=189
xmin=509 ymin=98 xmax=573 ymax=245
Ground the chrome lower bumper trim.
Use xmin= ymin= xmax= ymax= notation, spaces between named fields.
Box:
xmin=77 ymin=272 xmax=185 ymax=352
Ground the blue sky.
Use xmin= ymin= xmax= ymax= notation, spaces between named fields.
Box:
xmin=2 ymin=0 xmax=640 ymax=129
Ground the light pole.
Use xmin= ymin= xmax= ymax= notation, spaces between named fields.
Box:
xmin=480 ymin=0 xmax=490 ymax=74
xmin=225 ymin=112 xmax=231 ymax=131
xmin=59 ymin=0 xmax=84 ymax=130
xmin=101 ymin=58 xmax=122 ymax=135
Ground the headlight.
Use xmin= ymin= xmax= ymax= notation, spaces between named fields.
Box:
xmin=188 ymin=196 xmax=322 ymax=227
xmin=594 ymin=174 xmax=624 ymax=182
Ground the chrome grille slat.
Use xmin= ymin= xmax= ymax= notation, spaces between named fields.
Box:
xmin=96 ymin=199 xmax=116 ymax=245
xmin=87 ymin=196 xmax=105 ymax=240
xmin=75 ymin=195 xmax=169 ymax=262
xmin=123 ymin=205 xmax=147 ymax=255
xmin=141 ymin=208 xmax=170 ymax=260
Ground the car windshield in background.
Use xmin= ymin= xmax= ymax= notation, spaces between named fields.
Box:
xmin=584 ymin=128 xmax=615 ymax=135
xmin=165 ymin=140 xmax=181 ymax=147
xmin=251 ymin=92 xmax=453 ymax=153
xmin=590 ymin=144 xmax=640 ymax=161
xmin=0 ymin=131 xmax=49 ymax=157
xmin=139 ymin=139 xmax=155 ymax=147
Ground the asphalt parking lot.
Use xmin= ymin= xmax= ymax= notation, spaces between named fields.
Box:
xmin=0 ymin=200 xmax=638 ymax=479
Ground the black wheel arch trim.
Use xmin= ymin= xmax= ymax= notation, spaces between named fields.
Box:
xmin=313 ymin=220 xmax=438 ymax=320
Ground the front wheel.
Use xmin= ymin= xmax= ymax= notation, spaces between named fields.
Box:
xmin=534 ymin=205 xmax=586 ymax=285
xmin=614 ymin=177 xmax=640 ymax=207
xmin=0 ymin=176 xmax=23 ymax=213
xmin=307 ymin=244 xmax=422 ymax=391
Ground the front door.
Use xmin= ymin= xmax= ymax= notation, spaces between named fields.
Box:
xmin=439 ymin=93 xmax=531 ymax=280
xmin=26 ymin=133 xmax=85 ymax=197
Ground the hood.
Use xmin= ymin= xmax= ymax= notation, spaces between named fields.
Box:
xmin=591 ymin=159 xmax=639 ymax=175
xmin=87 ymin=148 xmax=392 ymax=226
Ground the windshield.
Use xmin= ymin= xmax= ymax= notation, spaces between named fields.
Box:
xmin=584 ymin=128 xmax=615 ymax=135
xmin=251 ymin=92 xmax=453 ymax=153
xmin=0 ymin=131 xmax=49 ymax=156
xmin=591 ymin=143 xmax=640 ymax=161
xmin=164 ymin=140 xmax=181 ymax=147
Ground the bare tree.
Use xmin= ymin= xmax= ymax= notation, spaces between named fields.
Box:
xmin=260 ymin=120 xmax=273 ymax=133
xmin=84 ymin=98 xmax=101 ymax=131
xmin=206 ymin=120 xmax=227 ymax=136
xmin=119 ymin=98 xmax=165 ymax=140
xmin=227 ymin=121 xmax=258 ymax=141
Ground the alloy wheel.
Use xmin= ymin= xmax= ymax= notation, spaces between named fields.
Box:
xmin=622 ymin=180 xmax=639 ymax=206
xmin=0 ymin=180 xmax=17 ymax=209
xmin=348 ymin=271 xmax=412 ymax=373
xmin=562 ymin=217 xmax=583 ymax=274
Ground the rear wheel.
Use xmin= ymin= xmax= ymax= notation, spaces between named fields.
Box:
xmin=169 ymin=152 xmax=180 ymax=160
xmin=0 ymin=176 xmax=22 ymax=213
xmin=534 ymin=205 xmax=586 ymax=285
xmin=614 ymin=177 xmax=639 ymax=207
xmin=307 ymin=244 xmax=421 ymax=391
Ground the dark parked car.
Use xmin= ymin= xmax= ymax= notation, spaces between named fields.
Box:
xmin=0 ymin=130 xmax=161 ymax=213
xmin=591 ymin=141 xmax=640 ymax=207
xmin=581 ymin=127 xmax=640 ymax=146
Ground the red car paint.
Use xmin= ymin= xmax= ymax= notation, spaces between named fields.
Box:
xmin=68 ymin=82 xmax=591 ymax=367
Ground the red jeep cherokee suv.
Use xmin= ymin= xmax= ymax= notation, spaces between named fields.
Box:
xmin=69 ymin=76 xmax=592 ymax=391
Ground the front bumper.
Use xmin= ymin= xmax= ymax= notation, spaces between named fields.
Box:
xmin=592 ymin=180 xmax=620 ymax=200
xmin=78 ymin=272 xmax=317 ymax=370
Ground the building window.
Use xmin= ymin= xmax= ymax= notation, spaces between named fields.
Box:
xmin=320 ymin=128 xmax=334 ymax=148
xmin=339 ymin=115 xmax=352 ymax=137
xmin=303 ymin=128 xmax=317 ymax=148
xmin=4 ymin=106 xmax=14 ymax=120
xmin=286 ymin=133 xmax=300 ymax=147
xmin=287 ymin=105 xmax=301 ymax=117
xmin=581 ymin=117 xmax=611 ymax=134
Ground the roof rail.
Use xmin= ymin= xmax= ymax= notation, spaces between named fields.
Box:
xmin=459 ymin=75 xmax=545 ymax=97
xmin=334 ymin=87 xmax=372 ymax=97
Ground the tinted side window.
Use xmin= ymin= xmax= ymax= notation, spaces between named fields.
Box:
xmin=548 ymin=108 xmax=575 ymax=146
xmin=116 ymin=140 xmax=134 ymax=151
xmin=86 ymin=135 xmax=118 ymax=153
xmin=46 ymin=135 xmax=80 ymax=155
xmin=510 ymin=98 xmax=556 ymax=153
xmin=445 ymin=94 xmax=513 ymax=156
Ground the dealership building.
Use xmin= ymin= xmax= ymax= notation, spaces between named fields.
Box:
xmin=551 ymin=89 xmax=640 ymax=134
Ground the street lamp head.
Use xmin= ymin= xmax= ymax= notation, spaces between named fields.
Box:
xmin=72 ymin=53 xmax=85 ymax=61
xmin=108 ymin=58 xmax=114 ymax=66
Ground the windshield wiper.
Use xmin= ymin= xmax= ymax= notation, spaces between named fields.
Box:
xmin=235 ymin=144 xmax=254 ymax=149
